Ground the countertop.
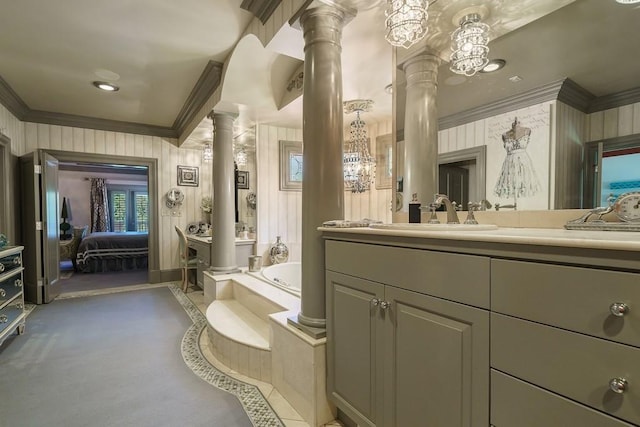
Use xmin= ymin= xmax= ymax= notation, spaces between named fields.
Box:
xmin=319 ymin=226 xmax=640 ymax=252
xmin=187 ymin=235 xmax=256 ymax=244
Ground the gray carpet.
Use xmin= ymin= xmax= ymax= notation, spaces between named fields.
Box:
xmin=59 ymin=267 xmax=149 ymax=294
xmin=0 ymin=287 xmax=254 ymax=427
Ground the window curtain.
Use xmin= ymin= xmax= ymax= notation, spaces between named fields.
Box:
xmin=90 ymin=178 xmax=110 ymax=232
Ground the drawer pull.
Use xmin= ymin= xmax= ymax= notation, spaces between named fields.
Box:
xmin=380 ymin=301 xmax=391 ymax=310
xmin=0 ymin=314 xmax=7 ymax=323
xmin=14 ymin=279 xmax=22 ymax=288
xmin=371 ymin=298 xmax=380 ymax=306
xmin=0 ymin=289 xmax=5 ymax=298
xmin=0 ymin=264 xmax=4 ymax=272
xmin=12 ymin=257 xmax=20 ymax=265
xmin=609 ymin=377 xmax=628 ymax=394
xmin=609 ymin=302 xmax=630 ymax=317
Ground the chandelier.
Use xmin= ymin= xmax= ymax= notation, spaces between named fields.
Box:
xmin=385 ymin=0 xmax=429 ymax=49
xmin=234 ymin=146 xmax=247 ymax=167
xmin=450 ymin=13 xmax=490 ymax=76
xmin=202 ymin=141 xmax=213 ymax=162
xmin=344 ymin=100 xmax=375 ymax=193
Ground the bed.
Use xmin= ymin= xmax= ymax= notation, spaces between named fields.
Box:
xmin=76 ymin=232 xmax=148 ymax=273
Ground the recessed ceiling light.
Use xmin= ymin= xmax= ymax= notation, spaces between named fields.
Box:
xmin=92 ymin=81 xmax=119 ymax=92
xmin=616 ymin=0 xmax=640 ymax=4
xmin=479 ymin=59 xmax=506 ymax=73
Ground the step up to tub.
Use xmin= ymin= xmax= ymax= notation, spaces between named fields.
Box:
xmin=205 ymin=273 xmax=301 ymax=383
xmin=206 ymin=300 xmax=270 ymax=350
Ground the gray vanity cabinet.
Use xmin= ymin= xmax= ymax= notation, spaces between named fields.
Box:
xmin=326 ymin=240 xmax=490 ymax=427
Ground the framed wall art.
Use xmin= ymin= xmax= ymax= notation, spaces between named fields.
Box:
xmin=237 ymin=170 xmax=249 ymax=189
xmin=279 ymin=140 xmax=303 ymax=191
xmin=177 ymin=165 xmax=199 ymax=187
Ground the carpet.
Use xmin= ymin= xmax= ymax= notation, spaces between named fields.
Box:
xmin=59 ymin=269 xmax=149 ymax=294
xmin=0 ymin=285 xmax=283 ymax=427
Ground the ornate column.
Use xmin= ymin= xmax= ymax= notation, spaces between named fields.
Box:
xmin=401 ymin=52 xmax=441 ymax=209
xmin=293 ymin=5 xmax=348 ymax=337
xmin=210 ymin=111 xmax=240 ymax=274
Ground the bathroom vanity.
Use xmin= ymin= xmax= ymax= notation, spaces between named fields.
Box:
xmin=0 ymin=246 xmax=26 ymax=346
xmin=321 ymin=226 xmax=640 ymax=427
xmin=187 ymin=236 xmax=255 ymax=288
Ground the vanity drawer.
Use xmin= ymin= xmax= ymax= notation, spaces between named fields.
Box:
xmin=491 ymin=369 xmax=634 ymax=427
xmin=0 ymin=298 xmax=25 ymax=337
xmin=0 ymin=272 xmax=23 ymax=308
xmin=491 ymin=259 xmax=639 ymax=347
xmin=492 ymin=313 xmax=640 ymax=426
xmin=325 ymin=240 xmax=490 ymax=308
xmin=0 ymin=252 xmax=22 ymax=276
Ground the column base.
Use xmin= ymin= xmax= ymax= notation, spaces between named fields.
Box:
xmin=209 ymin=266 xmax=241 ymax=275
xmin=287 ymin=314 xmax=326 ymax=339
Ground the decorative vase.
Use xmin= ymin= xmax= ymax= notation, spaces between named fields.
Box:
xmin=269 ymin=236 xmax=289 ymax=264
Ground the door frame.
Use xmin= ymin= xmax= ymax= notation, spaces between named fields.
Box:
xmin=0 ymin=133 xmax=12 ymax=240
xmin=42 ymin=150 xmax=160 ymax=280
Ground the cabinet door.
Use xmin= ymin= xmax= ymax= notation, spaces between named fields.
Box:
xmin=326 ymin=271 xmax=385 ymax=427
xmin=384 ymin=286 xmax=489 ymax=427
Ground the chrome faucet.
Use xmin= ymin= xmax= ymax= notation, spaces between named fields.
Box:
xmin=433 ymin=194 xmax=460 ymax=224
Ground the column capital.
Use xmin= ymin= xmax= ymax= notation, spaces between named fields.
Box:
xmin=397 ymin=47 xmax=441 ymax=71
xmin=402 ymin=53 xmax=441 ymax=87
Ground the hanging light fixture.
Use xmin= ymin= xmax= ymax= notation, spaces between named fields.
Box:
xmin=343 ymin=100 xmax=375 ymax=193
xmin=385 ymin=0 xmax=429 ymax=49
xmin=450 ymin=13 xmax=490 ymax=77
xmin=202 ymin=141 xmax=213 ymax=162
xmin=235 ymin=146 xmax=247 ymax=167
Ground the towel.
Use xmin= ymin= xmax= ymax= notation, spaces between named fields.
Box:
xmin=322 ymin=218 xmax=383 ymax=228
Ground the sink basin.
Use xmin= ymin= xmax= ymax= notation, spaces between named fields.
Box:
xmin=369 ymin=223 xmax=498 ymax=231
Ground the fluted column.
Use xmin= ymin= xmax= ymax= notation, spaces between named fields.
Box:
xmin=296 ymin=5 xmax=347 ymax=333
xmin=402 ymin=53 xmax=441 ymax=210
xmin=210 ymin=111 xmax=239 ymax=274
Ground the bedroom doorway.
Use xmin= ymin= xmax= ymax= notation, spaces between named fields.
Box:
xmin=57 ymin=160 xmax=151 ymax=294
xmin=21 ymin=149 xmax=159 ymax=302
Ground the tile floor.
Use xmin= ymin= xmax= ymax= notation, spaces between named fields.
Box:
xmin=184 ymin=285 xmax=343 ymax=427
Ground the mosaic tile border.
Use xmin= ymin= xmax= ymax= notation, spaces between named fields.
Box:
xmin=169 ymin=285 xmax=285 ymax=427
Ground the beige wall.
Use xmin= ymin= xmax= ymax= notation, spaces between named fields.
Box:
xmin=586 ymin=101 xmax=640 ymax=142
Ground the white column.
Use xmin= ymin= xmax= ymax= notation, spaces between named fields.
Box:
xmin=210 ymin=111 xmax=239 ymax=274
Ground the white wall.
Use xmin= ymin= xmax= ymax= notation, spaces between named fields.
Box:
xmin=23 ymin=122 xmax=212 ymax=271
xmin=0 ymin=104 xmax=25 ymax=155
xmin=587 ymin=101 xmax=640 ymax=141
xmin=58 ymin=169 xmax=148 ymax=229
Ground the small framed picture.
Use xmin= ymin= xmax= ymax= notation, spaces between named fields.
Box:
xmin=237 ymin=170 xmax=249 ymax=189
xmin=177 ymin=165 xmax=199 ymax=187
xmin=279 ymin=140 xmax=303 ymax=191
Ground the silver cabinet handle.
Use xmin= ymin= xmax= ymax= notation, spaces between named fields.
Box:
xmin=610 ymin=302 xmax=630 ymax=317
xmin=609 ymin=377 xmax=628 ymax=394
xmin=0 ymin=264 xmax=4 ymax=272
xmin=12 ymin=257 xmax=20 ymax=265
xmin=371 ymin=298 xmax=380 ymax=306
xmin=380 ymin=301 xmax=391 ymax=310
xmin=0 ymin=289 xmax=5 ymax=298
xmin=0 ymin=314 xmax=7 ymax=323
xmin=14 ymin=279 xmax=22 ymax=288
xmin=16 ymin=303 xmax=23 ymax=310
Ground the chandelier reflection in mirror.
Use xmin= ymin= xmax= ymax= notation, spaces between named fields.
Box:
xmin=344 ymin=100 xmax=375 ymax=193
xmin=385 ymin=0 xmax=429 ymax=48
xmin=234 ymin=146 xmax=247 ymax=167
xmin=202 ymin=141 xmax=213 ymax=162
xmin=450 ymin=13 xmax=490 ymax=77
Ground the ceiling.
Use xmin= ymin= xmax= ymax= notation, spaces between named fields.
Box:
xmin=1 ymin=0 xmax=639 ymax=145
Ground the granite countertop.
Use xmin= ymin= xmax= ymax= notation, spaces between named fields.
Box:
xmin=319 ymin=226 xmax=640 ymax=252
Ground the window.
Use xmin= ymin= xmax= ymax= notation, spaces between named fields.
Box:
xmin=108 ymin=185 xmax=148 ymax=232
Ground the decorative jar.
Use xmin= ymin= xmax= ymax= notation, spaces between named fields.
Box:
xmin=269 ymin=236 xmax=289 ymax=264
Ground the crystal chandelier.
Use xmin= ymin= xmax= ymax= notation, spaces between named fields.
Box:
xmin=202 ymin=141 xmax=213 ymax=162
xmin=235 ymin=146 xmax=247 ymax=167
xmin=385 ymin=0 xmax=429 ymax=49
xmin=450 ymin=13 xmax=490 ymax=77
xmin=344 ymin=100 xmax=375 ymax=193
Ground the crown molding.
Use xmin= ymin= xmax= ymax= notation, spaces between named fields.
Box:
xmin=588 ymin=86 xmax=640 ymax=113
xmin=172 ymin=60 xmax=224 ymax=135
xmin=24 ymin=110 xmax=177 ymax=138
xmin=240 ymin=0 xmax=283 ymax=24
xmin=0 ymin=74 xmax=29 ymax=120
